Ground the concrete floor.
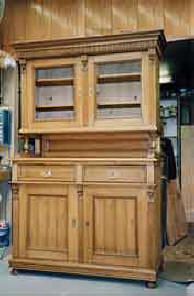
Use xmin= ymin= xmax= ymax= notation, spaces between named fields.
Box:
xmin=0 ymin=261 xmax=189 ymax=296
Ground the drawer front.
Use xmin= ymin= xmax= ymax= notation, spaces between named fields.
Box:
xmin=84 ymin=165 xmax=146 ymax=183
xmin=17 ymin=165 xmax=74 ymax=181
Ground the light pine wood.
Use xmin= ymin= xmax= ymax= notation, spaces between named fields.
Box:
xmin=1 ymin=0 xmax=194 ymax=51
xmin=17 ymin=164 xmax=75 ymax=181
xmin=51 ymin=0 xmax=84 ymax=38
xmin=9 ymin=258 xmax=157 ymax=281
xmin=83 ymin=165 xmax=147 ymax=183
xmin=13 ymin=0 xmax=27 ymax=41
xmin=83 ymin=185 xmax=148 ymax=267
xmin=112 ymin=0 xmax=138 ymax=34
xmin=137 ymin=0 xmax=164 ymax=30
xmin=41 ymin=132 xmax=154 ymax=159
xmin=11 ymin=159 xmax=160 ymax=280
xmin=15 ymin=32 xmax=164 ymax=134
xmin=164 ymin=0 xmax=190 ymax=37
xmin=10 ymin=30 xmax=164 ymax=284
xmin=26 ymin=0 xmax=52 ymax=40
xmin=36 ymin=78 xmax=73 ymax=86
xmin=17 ymin=183 xmax=79 ymax=262
xmin=85 ymin=0 xmax=112 ymax=36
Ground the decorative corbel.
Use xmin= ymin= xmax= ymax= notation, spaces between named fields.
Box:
xmin=148 ymin=48 xmax=157 ymax=63
xmin=148 ymin=135 xmax=155 ymax=158
xmin=12 ymin=184 xmax=19 ymax=201
xmin=147 ymin=185 xmax=157 ymax=203
xmin=81 ymin=55 xmax=88 ymax=71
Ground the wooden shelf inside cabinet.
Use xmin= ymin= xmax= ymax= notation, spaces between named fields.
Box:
xmin=98 ymin=73 xmax=141 ymax=83
xmin=36 ymin=78 xmax=73 ymax=86
xmin=36 ymin=105 xmax=74 ymax=112
xmin=97 ymin=100 xmax=141 ymax=108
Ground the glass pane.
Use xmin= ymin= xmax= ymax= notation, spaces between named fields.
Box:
xmin=36 ymin=110 xmax=74 ymax=119
xmin=36 ymin=67 xmax=73 ymax=79
xmin=97 ymin=107 xmax=141 ymax=119
xmin=96 ymin=60 xmax=142 ymax=120
xmin=97 ymin=81 xmax=141 ymax=104
xmin=98 ymin=60 xmax=141 ymax=75
xmin=35 ymin=65 xmax=75 ymax=120
xmin=36 ymin=85 xmax=73 ymax=106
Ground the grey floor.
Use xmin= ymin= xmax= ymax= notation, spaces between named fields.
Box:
xmin=0 ymin=261 xmax=190 ymax=296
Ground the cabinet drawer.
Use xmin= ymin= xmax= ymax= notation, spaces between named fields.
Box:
xmin=84 ymin=166 xmax=146 ymax=183
xmin=17 ymin=165 xmax=74 ymax=181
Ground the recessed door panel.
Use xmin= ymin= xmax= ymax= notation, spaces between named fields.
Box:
xmin=18 ymin=184 xmax=79 ymax=262
xmin=83 ymin=185 xmax=148 ymax=268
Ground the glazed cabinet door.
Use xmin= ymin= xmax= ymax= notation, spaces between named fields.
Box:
xmin=88 ymin=52 xmax=157 ymax=129
xmin=83 ymin=185 xmax=148 ymax=268
xmin=22 ymin=58 xmax=83 ymax=132
xmin=16 ymin=184 xmax=79 ymax=263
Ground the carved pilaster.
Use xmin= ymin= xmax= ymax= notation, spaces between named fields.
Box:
xmin=12 ymin=184 xmax=19 ymax=201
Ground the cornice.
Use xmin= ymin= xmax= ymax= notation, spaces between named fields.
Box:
xmin=13 ymin=30 xmax=166 ymax=60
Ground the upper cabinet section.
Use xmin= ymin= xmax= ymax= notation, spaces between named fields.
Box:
xmin=15 ymin=30 xmax=166 ymax=134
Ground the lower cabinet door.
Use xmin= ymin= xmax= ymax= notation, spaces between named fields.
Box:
xmin=18 ymin=184 xmax=79 ymax=263
xmin=83 ymin=185 xmax=148 ymax=268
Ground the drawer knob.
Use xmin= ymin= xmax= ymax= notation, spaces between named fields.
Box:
xmin=40 ymin=168 xmax=52 ymax=178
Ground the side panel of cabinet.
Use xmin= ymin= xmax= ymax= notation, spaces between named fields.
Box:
xmin=83 ymin=185 xmax=149 ymax=268
xmin=17 ymin=184 xmax=79 ymax=263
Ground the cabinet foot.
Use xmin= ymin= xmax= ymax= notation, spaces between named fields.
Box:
xmin=145 ymin=281 xmax=158 ymax=289
xmin=9 ymin=268 xmax=18 ymax=276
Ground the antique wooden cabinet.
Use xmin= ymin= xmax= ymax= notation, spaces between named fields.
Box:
xmin=10 ymin=30 xmax=166 ymax=287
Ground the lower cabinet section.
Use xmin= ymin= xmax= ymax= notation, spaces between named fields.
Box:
xmin=11 ymin=181 xmax=161 ymax=281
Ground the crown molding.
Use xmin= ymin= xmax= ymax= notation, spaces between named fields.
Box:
xmin=13 ymin=30 xmax=166 ymax=60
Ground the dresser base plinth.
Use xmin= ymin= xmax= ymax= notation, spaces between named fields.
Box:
xmin=9 ymin=258 xmax=157 ymax=282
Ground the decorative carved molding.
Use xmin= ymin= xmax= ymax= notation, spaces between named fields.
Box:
xmin=147 ymin=186 xmax=157 ymax=203
xmin=77 ymin=184 xmax=83 ymax=199
xmin=12 ymin=184 xmax=19 ymax=201
xmin=148 ymin=48 xmax=157 ymax=62
xmin=81 ymin=55 xmax=88 ymax=71
xmin=13 ymin=30 xmax=166 ymax=60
